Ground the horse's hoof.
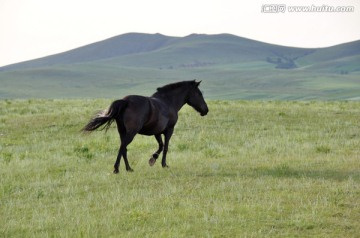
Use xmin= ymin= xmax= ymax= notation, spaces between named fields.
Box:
xmin=162 ymin=164 xmax=169 ymax=168
xmin=149 ymin=158 xmax=156 ymax=166
xmin=113 ymin=169 xmax=119 ymax=174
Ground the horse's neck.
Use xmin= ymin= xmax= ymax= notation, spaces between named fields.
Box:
xmin=154 ymin=89 xmax=188 ymax=112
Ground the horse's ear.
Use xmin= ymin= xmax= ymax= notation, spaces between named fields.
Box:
xmin=195 ymin=80 xmax=202 ymax=87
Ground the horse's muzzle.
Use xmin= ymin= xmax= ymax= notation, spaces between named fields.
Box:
xmin=200 ymin=108 xmax=209 ymax=116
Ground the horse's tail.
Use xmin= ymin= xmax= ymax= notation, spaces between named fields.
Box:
xmin=82 ymin=99 xmax=128 ymax=132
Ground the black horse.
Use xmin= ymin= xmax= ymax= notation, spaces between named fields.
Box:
xmin=82 ymin=80 xmax=209 ymax=173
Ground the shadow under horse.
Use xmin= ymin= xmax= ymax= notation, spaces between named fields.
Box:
xmin=82 ymin=80 xmax=209 ymax=173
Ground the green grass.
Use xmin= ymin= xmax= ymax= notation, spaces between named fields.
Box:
xmin=1 ymin=99 xmax=360 ymax=237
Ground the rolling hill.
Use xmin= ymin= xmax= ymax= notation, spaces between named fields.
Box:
xmin=1 ymin=33 xmax=359 ymax=100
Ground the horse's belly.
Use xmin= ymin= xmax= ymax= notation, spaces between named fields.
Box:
xmin=139 ymin=125 xmax=165 ymax=136
xmin=139 ymin=117 xmax=168 ymax=136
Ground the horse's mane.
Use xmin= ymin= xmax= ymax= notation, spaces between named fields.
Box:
xmin=155 ymin=80 xmax=195 ymax=93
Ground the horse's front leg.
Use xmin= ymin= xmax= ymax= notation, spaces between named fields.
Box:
xmin=149 ymin=134 xmax=163 ymax=166
xmin=161 ymin=128 xmax=174 ymax=168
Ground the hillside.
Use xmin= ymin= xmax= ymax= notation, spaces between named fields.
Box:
xmin=1 ymin=33 xmax=360 ymax=100
xmin=1 ymin=33 xmax=318 ymax=70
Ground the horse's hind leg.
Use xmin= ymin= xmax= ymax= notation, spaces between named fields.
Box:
xmin=121 ymin=142 xmax=133 ymax=172
xmin=114 ymin=148 xmax=122 ymax=174
xmin=114 ymin=123 xmax=124 ymax=174
xmin=114 ymin=121 xmax=136 ymax=173
xmin=149 ymin=134 xmax=163 ymax=166
xmin=114 ymin=144 xmax=134 ymax=173
xmin=121 ymin=132 xmax=136 ymax=172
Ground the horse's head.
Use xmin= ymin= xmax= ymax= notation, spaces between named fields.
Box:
xmin=187 ymin=80 xmax=209 ymax=116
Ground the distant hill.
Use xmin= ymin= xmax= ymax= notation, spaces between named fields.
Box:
xmin=1 ymin=33 xmax=359 ymax=100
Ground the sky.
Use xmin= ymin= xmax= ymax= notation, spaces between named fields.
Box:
xmin=0 ymin=0 xmax=360 ymax=67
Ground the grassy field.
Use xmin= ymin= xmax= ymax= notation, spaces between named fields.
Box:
xmin=1 ymin=64 xmax=360 ymax=100
xmin=1 ymin=99 xmax=359 ymax=237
